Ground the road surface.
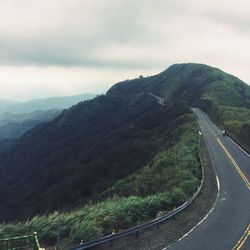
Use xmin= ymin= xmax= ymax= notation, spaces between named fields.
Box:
xmin=169 ymin=108 xmax=250 ymax=250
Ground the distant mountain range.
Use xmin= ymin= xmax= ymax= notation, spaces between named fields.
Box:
xmin=0 ymin=93 xmax=96 ymax=114
xmin=0 ymin=109 xmax=62 ymax=140
xmin=0 ymin=99 xmax=19 ymax=108
xmin=0 ymin=63 xmax=249 ymax=223
xmin=0 ymin=93 xmax=95 ymax=152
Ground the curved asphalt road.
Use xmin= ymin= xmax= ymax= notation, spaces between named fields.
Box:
xmin=168 ymin=108 xmax=250 ymax=250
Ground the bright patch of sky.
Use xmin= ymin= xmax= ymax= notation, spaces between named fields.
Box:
xmin=0 ymin=0 xmax=250 ymax=101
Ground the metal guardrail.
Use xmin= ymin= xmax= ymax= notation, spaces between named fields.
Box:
xmin=69 ymin=134 xmax=205 ymax=250
xmin=0 ymin=232 xmax=41 ymax=250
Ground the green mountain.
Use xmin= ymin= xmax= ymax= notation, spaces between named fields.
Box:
xmin=108 ymin=63 xmax=250 ymax=108
xmin=0 ymin=93 xmax=192 ymax=220
xmin=109 ymin=63 xmax=250 ymax=151
xmin=0 ymin=63 xmax=249 ymax=245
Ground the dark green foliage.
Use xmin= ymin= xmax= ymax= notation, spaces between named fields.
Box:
xmin=1 ymin=63 xmax=250 ymax=246
xmin=108 ymin=63 xmax=250 ymax=108
xmin=101 ymin=115 xmax=200 ymax=199
xmin=0 ymin=193 xmax=171 ymax=245
xmin=109 ymin=63 xmax=250 ymax=150
xmin=0 ymin=93 xmax=190 ymax=220
xmin=0 ymin=121 xmax=200 ymax=246
xmin=206 ymin=105 xmax=250 ymax=152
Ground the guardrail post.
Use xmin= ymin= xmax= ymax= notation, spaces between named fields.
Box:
xmin=135 ymin=231 xmax=139 ymax=239
xmin=56 ymin=219 xmax=62 ymax=250
xmin=110 ymin=240 xmax=113 ymax=248
xmin=33 ymin=232 xmax=41 ymax=250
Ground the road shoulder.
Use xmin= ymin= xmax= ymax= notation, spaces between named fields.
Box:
xmin=94 ymin=135 xmax=218 ymax=250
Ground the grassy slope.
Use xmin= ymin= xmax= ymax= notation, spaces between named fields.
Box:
xmin=162 ymin=64 xmax=250 ymax=152
xmin=0 ymin=94 xmax=194 ymax=221
xmin=101 ymin=114 xmax=200 ymax=198
xmin=2 ymin=63 xmax=249 ymax=245
xmin=109 ymin=63 xmax=250 ymax=151
xmin=0 ymin=113 xmax=200 ymax=247
xmin=207 ymin=105 xmax=250 ymax=152
xmin=199 ymin=74 xmax=250 ymax=151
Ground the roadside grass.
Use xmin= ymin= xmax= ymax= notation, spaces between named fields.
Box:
xmin=0 ymin=114 xmax=201 ymax=247
xmin=211 ymin=105 xmax=250 ymax=151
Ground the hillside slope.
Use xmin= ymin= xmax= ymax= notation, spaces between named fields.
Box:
xmin=0 ymin=93 xmax=191 ymax=220
xmin=109 ymin=63 xmax=250 ymax=150
xmin=0 ymin=119 xmax=200 ymax=246
xmin=0 ymin=63 xmax=249 ymax=223
xmin=108 ymin=63 xmax=250 ymax=108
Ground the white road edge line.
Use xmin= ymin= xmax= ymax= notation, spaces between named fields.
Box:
xmin=216 ymin=176 xmax=220 ymax=192
xmin=164 ymin=177 xmax=220 ymax=250
xmin=216 ymin=127 xmax=250 ymax=158
xmin=176 ymin=176 xmax=220 ymax=242
xmin=227 ymin=136 xmax=250 ymax=158
xmin=163 ymin=115 xmax=221 ymax=249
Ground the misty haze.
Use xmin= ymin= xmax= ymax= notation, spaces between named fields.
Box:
xmin=0 ymin=1 xmax=249 ymax=250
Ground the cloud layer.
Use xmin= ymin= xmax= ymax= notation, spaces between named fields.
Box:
xmin=0 ymin=0 xmax=250 ymax=100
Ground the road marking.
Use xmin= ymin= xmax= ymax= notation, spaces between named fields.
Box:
xmin=217 ymin=138 xmax=250 ymax=191
xmin=189 ymin=110 xmax=249 ymax=250
xmin=217 ymin=138 xmax=250 ymax=249
xmin=232 ymin=224 xmax=250 ymax=250
xmin=194 ymin=110 xmax=249 ymax=250
xmin=176 ymin=190 xmax=220 ymax=243
xmin=216 ymin=176 xmax=220 ymax=192
xmin=227 ymin=136 xmax=250 ymax=158
xmin=164 ymin=129 xmax=221 ymax=249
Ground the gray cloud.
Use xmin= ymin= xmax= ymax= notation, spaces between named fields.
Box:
xmin=0 ymin=0 xmax=250 ymax=101
xmin=2 ymin=0 xmax=249 ymax=69
xmin=0 ymin=0 xmax=187 ymax=67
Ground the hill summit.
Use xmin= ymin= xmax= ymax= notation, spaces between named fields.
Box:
xmin=108 ymin=63 xmax=250 ymax=108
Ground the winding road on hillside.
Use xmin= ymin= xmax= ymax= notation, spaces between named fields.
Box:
xmin=168 ymin=108 xmax=250 ymax=250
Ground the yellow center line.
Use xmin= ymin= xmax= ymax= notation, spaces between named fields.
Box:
xmin=217 ymin=138 xmax=250 ymax=191
xmin=216 ymin=138 xmax=250 ymax=250
xmin=232 ymin=224 xmax=250 ymax=250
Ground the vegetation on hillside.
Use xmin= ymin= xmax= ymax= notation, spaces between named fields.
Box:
xmin=202 ymin=103 xmax=250 ymax=152
xmin=109 ymin=63 xmax=250 ymax=151
xmin=101 ymin=115 xmax=200 ymax=199
xmin=0 ymin=94 xmax=193 ymax=221
xmin=0 ymin=115 xmax=200 ymax=247
xmin=1 ymin=63 xmax=249 ymax=246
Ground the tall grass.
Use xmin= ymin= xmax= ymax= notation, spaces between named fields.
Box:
xmin=0 ymin=114 xmax=201 ymax=247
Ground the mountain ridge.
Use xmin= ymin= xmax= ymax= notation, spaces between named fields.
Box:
xmin=0 ymin=99 xmax=19 ymax=108
xmin=108 ymin=63 xmax=250 ymax=107
xmin=0 ymin=63 xmax=250 ymax=222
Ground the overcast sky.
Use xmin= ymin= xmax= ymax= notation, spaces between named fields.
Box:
xmin=0 ymin=0 xmax=250 ymax=101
